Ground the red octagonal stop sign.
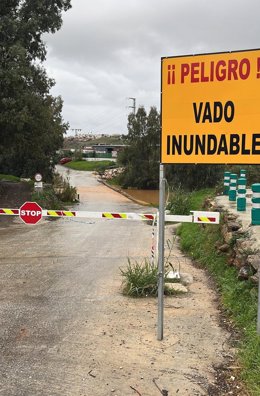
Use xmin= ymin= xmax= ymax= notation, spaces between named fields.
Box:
xmin=19 ymin=201 xmax=42 ymax=225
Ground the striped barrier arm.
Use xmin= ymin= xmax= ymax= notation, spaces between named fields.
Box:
xmin=44 ymin=210 xmax=76 ymax=217
xmin=0 ymin=209 xmax=20 ymax=216
xmin=45 ymin=211 xmax=156 ymax=220
xmin=0 ymin=205 xmax=220 ymax=224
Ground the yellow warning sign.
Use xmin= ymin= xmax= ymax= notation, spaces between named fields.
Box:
xmin=161 ymin=49 xmax=260 ymax=164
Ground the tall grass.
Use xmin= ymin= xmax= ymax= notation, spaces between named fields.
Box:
xmin=120 ymin=258 xmax=158 ymax=297
xmin=120 ymin=258 xmax=180 ymax=298
xmin=167 ymin=187 xmax=214 ymax=215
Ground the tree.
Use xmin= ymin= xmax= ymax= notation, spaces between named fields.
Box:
xmin=0 ymin=0 xmax=71 ymax=179
xmin=118 ymin=106 xmax=160 ymax=189
xmin=166 ymin=164 xmax=224 ymax=191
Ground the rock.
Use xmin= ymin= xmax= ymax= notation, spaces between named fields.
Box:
xmin=233 ymin=252 xmax=247 ymax=268
xmin=226 ymin=214 xmax=238 ymax=221
xmin=166 ymin=283 xmax=188 ymax=293
xmin=246 ymin=255 xmax=260 ymax=271
xmin=250 ymin=274 xmax=259 ymax=284
xmin=223 ymin=231 xmax=233 ymax=244
xmin=166 ymin=270 xmax=180 ymax=280
xmin=218 ymin=244 xmax=230 ymax=253
xmin=179 ymin=272 xmax=193 ymax=285
xmin=237 ymin=266 xmax=251 ymax=280
xmin=227 ymin=222 xmax=242 ymax=232
xmin=239 ymin=239 xmax=252 ymax=250
xmin=213 ymin=204 xmax=224 ymax=212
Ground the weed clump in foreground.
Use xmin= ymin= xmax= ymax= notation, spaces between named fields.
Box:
xmin=120 ymin=258 xmax=179 ymax=298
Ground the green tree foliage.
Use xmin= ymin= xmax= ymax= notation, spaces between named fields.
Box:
xmin=118 ymin=105 xmax=224 ymax=191
xmin=166 ymin=164 xmax=224 ymax=191
xmin=0 ymin=0 xmax=71 ymax=179
xmin=118 ymin=106 xmax=160 ymax=189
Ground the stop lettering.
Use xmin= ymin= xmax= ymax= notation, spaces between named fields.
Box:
xmin=19 ymin=202 xmax=42 ymax=225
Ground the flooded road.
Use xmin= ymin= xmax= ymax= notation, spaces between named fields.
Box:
xmin=0 ymin=167 xmax=155 ymax=395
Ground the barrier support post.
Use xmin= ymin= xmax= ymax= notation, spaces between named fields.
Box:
xmin=158 ymin=164 xmax=165 ymax=341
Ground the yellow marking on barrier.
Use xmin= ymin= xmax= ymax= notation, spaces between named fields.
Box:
xmin=102 ymin=213 xmax=127 ymax=219
xmin=198 ymin=216 xmax=210 ymax=223
xmin=4 ymin=209 xmax=15 ymax=215
xmin=103 ymin=212 xmax=113 ymax=218
xmin=118 ymin=213 xmax=127 ymax=219
xmin=48 ymin=210 xmax=59 ymax=217
xmin=63 ymin=211 xmax=75 ymax=217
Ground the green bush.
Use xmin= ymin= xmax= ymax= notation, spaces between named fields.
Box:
xmin=32 ymin=174 xmax=78 ymax=209
xmin=32 ymin=187 xmax=62 ymax=209
xmin=0 ymin=174 xmax=20 ymax=182
xmin=53 ymin=173 xmax=78 ymax=203
xmin=167 ymin=186 xmax=192 ymax=215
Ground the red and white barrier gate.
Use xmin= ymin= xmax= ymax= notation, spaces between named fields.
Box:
xmin=0 ymin=202 xmax=220 ymax=225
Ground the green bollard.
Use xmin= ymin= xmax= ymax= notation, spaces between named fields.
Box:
xmin=223 ymin=171 xmax=231 ymax=195
xmin=251 ymin=184 xmax=260 ymax=225
xmin=240 ymin=169 xmax=246 ymax=178
xmin=229 ymin=174 xmax=237 ymax=202
xmin=237 ymin=178 xmax=246 ymax=211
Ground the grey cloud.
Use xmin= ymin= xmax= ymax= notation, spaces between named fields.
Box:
xmin=44 ymin=0 xmax=260 ymax=133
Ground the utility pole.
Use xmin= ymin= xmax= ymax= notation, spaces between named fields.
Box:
xmin=128 ymin=97 xmax=136 ymax=115
xmin=71 ymin=128 xmax=82 ymax=137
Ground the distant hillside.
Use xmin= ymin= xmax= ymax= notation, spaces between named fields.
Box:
xmin=63 ymin=135 xmax=127 ymax=150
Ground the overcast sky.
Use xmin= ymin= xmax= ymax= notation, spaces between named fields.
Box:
xmin=44 ymin=0 xmax=260 ymax=136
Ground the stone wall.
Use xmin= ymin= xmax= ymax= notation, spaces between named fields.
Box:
xmin=213 ymin=202 xmax=259 ymax=283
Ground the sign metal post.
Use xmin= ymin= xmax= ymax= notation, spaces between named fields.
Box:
xmin=157 ymin=164 xmax=165 ymax=341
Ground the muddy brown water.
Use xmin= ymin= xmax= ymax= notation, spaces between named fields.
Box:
xmin=122 ymin=188 xmax=159 ymax=205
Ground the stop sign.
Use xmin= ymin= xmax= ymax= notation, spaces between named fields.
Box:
xmin=19 ymin=201 xmax=42 ymax=225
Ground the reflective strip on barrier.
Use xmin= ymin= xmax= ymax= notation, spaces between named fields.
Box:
xmin=192 ymin=211 xmax=220 ymax=224
xmin=0 ymin=209 xmax=19 ymax=216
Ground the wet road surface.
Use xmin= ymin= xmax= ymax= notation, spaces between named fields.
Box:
xmin=0 ymin=168 xmax=155 ymax=395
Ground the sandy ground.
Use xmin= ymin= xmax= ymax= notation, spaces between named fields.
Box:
xmin=80 ymin=232 xmax=241 ymax=396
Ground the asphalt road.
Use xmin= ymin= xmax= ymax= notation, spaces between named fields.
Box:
xmin=0 ymin=168 xmax=155 ymax=395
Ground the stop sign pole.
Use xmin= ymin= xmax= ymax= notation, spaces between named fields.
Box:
xmin=19 ymin=202 xmax=42 ymax=225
